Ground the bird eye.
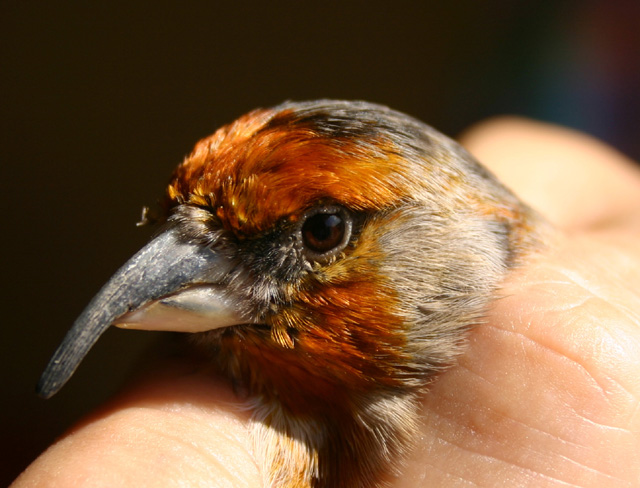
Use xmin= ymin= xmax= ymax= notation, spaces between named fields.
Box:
xmin=300 ymin=206 xmax=352 ymax=259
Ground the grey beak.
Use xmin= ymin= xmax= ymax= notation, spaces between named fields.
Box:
xmin=37 ymin=226 xmax=247 ymax=399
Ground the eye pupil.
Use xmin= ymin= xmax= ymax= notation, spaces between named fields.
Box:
xmin=302 ymin=213 xmax=345 ymax=253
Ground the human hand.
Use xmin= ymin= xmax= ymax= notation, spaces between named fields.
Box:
xmin=13 ymin=118 xmax=640 ymax=487
xmin=398 ymin=119 xmax=640 ymax=486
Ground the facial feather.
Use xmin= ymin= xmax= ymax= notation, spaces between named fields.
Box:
xmin=168 ymin=101 xmax=543 ymax=487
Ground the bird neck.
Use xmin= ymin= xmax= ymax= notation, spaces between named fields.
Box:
xmin=208 ymin=329 xmax=421 ymax=487
xmin=248 ymin=384 xmax=419 ymax=488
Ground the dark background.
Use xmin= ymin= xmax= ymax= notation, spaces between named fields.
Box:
xmin=2 ymin=1 xmax=639 ymax=484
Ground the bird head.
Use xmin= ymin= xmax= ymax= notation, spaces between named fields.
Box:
xmin=38 ymin=100 xmax=537 ymax=415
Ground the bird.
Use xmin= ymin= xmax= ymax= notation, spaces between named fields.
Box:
xmin=37 ymin=100 xmax=542 ymax=488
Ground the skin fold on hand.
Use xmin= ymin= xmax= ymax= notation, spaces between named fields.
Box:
xmin=13 ymin=118 xmax=640 ymax=488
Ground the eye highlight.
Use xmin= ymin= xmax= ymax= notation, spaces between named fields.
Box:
xmin=300 ymin=206 xmax=352 ymax=260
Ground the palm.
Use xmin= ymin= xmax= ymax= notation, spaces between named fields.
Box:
xmin=399 ymin=233 xmax=640 ymax=486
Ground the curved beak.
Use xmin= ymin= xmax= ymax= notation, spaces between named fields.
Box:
xmin=37 ymin=226 xmax=248 ymax=398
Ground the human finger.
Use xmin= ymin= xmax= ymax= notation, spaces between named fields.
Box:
xmin=12 ymin=362 xmax=260 ymax=488
xmin=460 ymin=117 xmax=640 ymax=231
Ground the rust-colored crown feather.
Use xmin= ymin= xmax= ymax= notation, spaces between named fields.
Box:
xmin=168 ymin=106 xmax=408 ymax=235
xmin=38 ymin=100 xmax=542 ymax=488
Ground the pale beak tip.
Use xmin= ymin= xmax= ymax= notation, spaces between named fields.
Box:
xmin=113 ymin=322 xmax=134 ymax=330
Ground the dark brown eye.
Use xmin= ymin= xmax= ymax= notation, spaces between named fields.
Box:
xmin=300 ymin=207 xmax=352 ymax=258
